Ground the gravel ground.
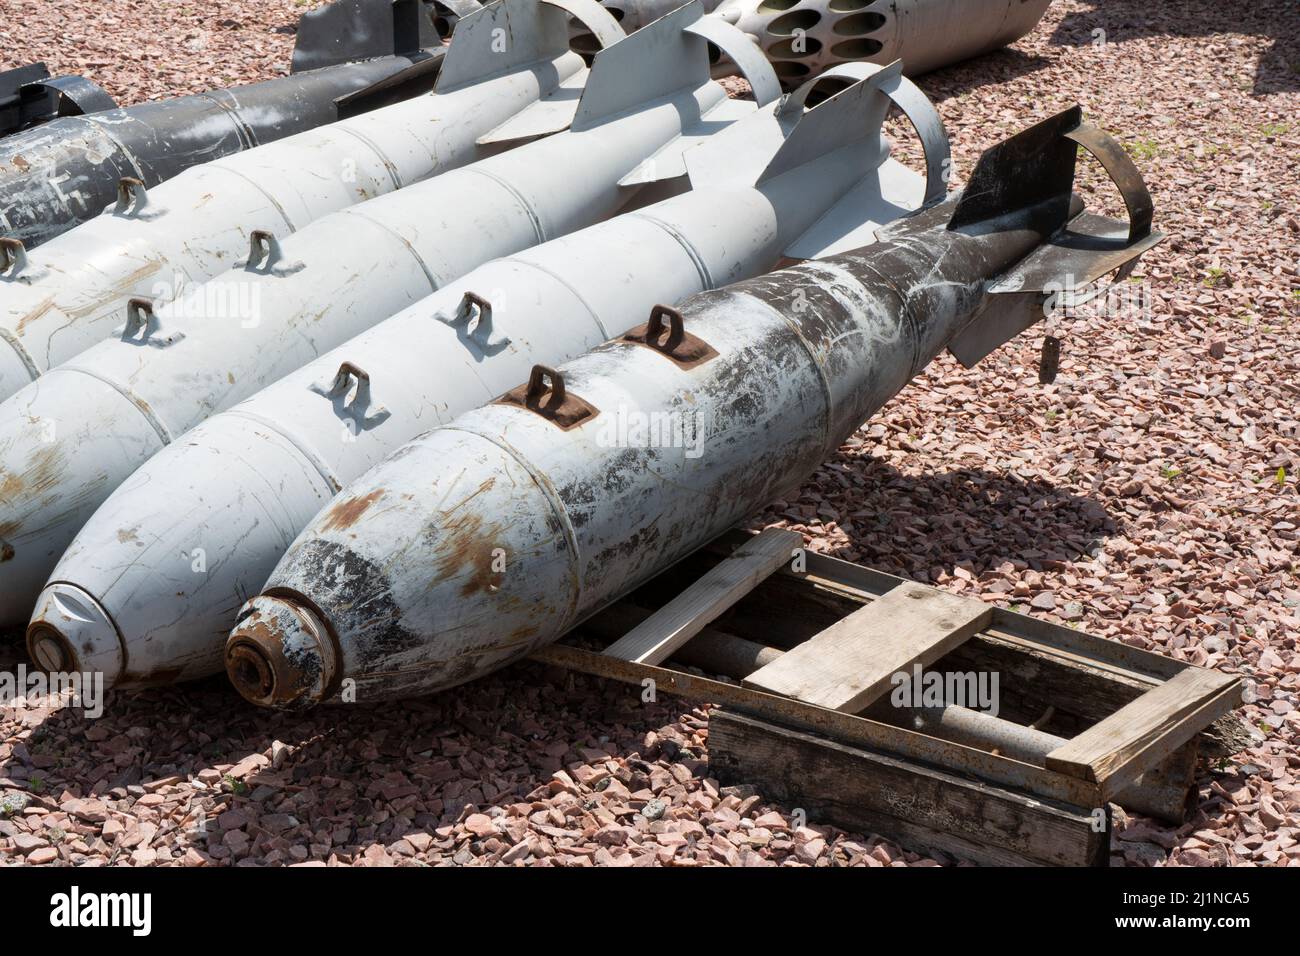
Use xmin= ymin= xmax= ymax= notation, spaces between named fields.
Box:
xmin=0 ymin=0 xmax=310 ymax=104
xmin=1 ymin=0 xmax=1297 ymax=867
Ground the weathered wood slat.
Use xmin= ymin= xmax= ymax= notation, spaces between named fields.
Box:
xmin=1045 ymin=667 xmax=1242 ymax=798
xmin=602 ymin=528 xmax=801 ymax=665
xmin=709 ymin=710 xmax=1110 ymax=867
xmin=711 ymin=530 xmax=1217 ymax=682
xmin=594 ymin=601 xmax=1196 ymax=824
xmin=744 ymin=581 xmax=992 ymax=712
xmin=533 ymin=641 xmax=1104 ymax=807
xmin=582 ymin=602 xmax=783 ymax=675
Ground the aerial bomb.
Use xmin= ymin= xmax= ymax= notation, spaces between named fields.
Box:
xmin=225 ymin=106 xmax=1162 ymax=707
xmin=30 ymin=62 xmax=944 ymax=689
xmin=0 ymin=0 xmax=461 ymax=248
xmin=1 ymin=0 xmax=777 ymax=629
xmin=0 ymin=0 xmax=622 ymax=406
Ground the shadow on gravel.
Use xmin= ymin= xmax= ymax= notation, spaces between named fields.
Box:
xmin=760 ymin=458 xmax=1117 ymax=581
xmin=911 ymin=48 xmax=1055 ymax=105
xmin=1047 ymin=0 xmax=1300 ymax=95
xmin=1 ymin=650 xmax=706 ymax=865
xmin=0 ymin=458 xmax=1117 ymax=864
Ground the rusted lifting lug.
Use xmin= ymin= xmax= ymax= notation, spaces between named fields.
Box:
xmin=310 ymin=360 xmax=389 ymax=427
xmin=322 ymin=361 xmax=372 ymax=399
xmin=496 ymin=364 xmax=599 ymax=431
xmin=458 ymin=291 xmax=509 ymax=346
xmin=621 ymin=304 xmax=719 ymax=369
xmin=458 ymin=290 xmax=492 ymax=326
xmin=120 ymin=298 xmax=158 ymax=341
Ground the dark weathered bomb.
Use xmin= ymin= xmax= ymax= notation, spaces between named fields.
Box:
xmin=226 ymin=106 xmax=1164 ymax=707
xmin=0 ymin=63 xmax=117 ymax=138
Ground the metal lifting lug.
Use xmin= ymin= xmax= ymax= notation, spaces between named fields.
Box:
xmin=445 ymin=291 xmax=511 ymax=353
xmin=621 ymin=304 xmax=718 ymax=369
xmin=496 ymin=365 xmax=598 ymax=431
xmin=118 ymin=298 xmax=157 ymax=340
xmin=246 ymin=229 xmax=283 ymax=272
xmin=114 ymin=177 xmax=148 ymax=216
xmin=314 ymin=361 xmax=371 ymax=403
xmin=456 ymin=291 xmax=492 ymax=334
xmin=311 ymin=361 xmax=390 ymax=428
xmin=0 ymin=237 xmax=26 ymax=277
xmin=112 ymin=297 xmax=186 ymax=348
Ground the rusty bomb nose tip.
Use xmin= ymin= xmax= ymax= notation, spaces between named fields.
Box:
xmin=27 ymin=582 xmax=125 ymax=683
xmin=225 ymin=595 xmax=337 ymax=710
xmin=226 ymin=641 xmax=278 ymax=703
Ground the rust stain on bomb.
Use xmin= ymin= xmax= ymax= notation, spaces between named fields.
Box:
xmin=319 ymin=489 xmax=385 ymax=533
xmin=240 ymin=617 xmax=285 ymax=650
xmin=0 ymin=471 xmax=23 ymax=500
xmin=1 ymin=445 xmax=66 ymax=504
xmin=433 ymin=510 xmax=506 ymax=598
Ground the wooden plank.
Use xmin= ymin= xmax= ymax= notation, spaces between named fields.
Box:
xmin=1045 ymin=667 xmax=1241 ymax=799
xmin=709 ymin=710 xmax=1109 ymax=867
xmin=744 ymin=581 xmax=992 ymax=712
xmin=602 ymin=528 xmax=801 ymax=665
xmin=582 ymin=602 xmax=783 ymax=675
xmin=533 ymin=642 xmax=1104 ymax=807
xmin=588 ymin=599 xmax=1192 ymax=822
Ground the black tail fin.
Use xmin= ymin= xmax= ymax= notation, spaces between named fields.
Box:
xmin=292 ymin=0 xmax=444 ymax=74
xmin=948 ymin=106 xmax=1082 ymax=235
xmin=946 ymin=108 xmax=1164 ymax=369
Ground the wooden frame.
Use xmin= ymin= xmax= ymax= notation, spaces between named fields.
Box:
xmin=536 ymin=530 xmax=1247 ymax=867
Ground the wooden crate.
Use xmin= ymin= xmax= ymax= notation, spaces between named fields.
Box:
xmin=533 ymin=529 xmax=1249 ymax=867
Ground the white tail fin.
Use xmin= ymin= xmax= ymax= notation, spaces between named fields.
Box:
xmin=570 ymin=2 xmax=709 ymax=131
xmin=571 ymin=3 xmax=781 ymax=185
xmin=758 ymin=62 xmax=947 ymax=192
xmin=437 ymin=0 xmax=622 ymax=93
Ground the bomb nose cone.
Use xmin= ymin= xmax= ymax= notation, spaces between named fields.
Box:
xmin=226 ymin=595 xmax=338 ymax=709
xmin=27 ymin=583 xmax=125 ymax=683
xmin=0 ymin=369 xmax=166 ymax=625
